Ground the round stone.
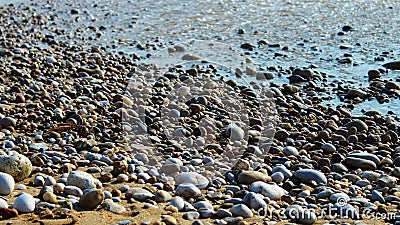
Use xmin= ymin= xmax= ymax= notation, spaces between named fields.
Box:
xmin=227 ymin=125 xmax=245 ymax=141
xmin=271 ymin=172 xmax=285 ymax=183
xmin=0 ymin=172 xmax=14 ymax=195
xmin=178 ymin=86 xmax=190 ymax=96
xmin=0 ymin=151 xmax=32 ymax=181
xmin=125 ymin=188 xmax=154 ymax=201
xmin=79 ymin=189 xmax=104 ymax=210
xmin=43 ymin=192 xmax=58 ymax=204
xmin=13 ymin=193 xmax=35 ymax=213
xmin=169 ymin=196 xmax=185 ymax=211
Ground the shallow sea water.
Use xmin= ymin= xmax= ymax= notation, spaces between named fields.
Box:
xmin=3 ymin=0 xmax=400 ymax=116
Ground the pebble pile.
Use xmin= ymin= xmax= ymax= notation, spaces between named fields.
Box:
xmin=0 ymin=1 xmax=400 ymax=225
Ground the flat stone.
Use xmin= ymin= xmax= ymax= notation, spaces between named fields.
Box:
xmin=183 ymin=212 xmax=200 ymax=220
xmin=294 ymin=169 xmax=327 ymax=185
xmin=249 ymin=181 xmax=287 ymax=200
xmin=125 ymin=188 xmax=154 ymax=201
xmin=347 ymin=152 xmax=380 ymax=166
xmin=102 ymin=199 xmax=126 ymax=214
xmin=0 ymin=117 xmax=16 ymax=128
xmin=344 ymin=157 xmax=376 ymax=170
xmin=238 ymin=171 xmax=271 ymax=184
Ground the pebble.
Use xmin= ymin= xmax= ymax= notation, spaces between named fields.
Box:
xmin=193 ymin=201 xmax=213 ymax=210
xmin=162 ymin=215 xmax=178 ymax=225
xmin=216 ymin=208 xmax=232 ymax=218
xmin=321 ymin=143 xmax=336 ymax=153
xmin=169 ymin=196 xmax=185 ymax=211
xmin=227 ymin=125 xmax=245 ymax=141
xmin=175 ymin=172 xmax=209 ymax=189
xmin=183 ymin=211 xmax=200 ymax=220
xmin=67 ymin=171 xmax=101 ymax=190
xmin=0 ymin=198 xmax=8 ymax=208
xmin=330 ymin=192 xmax=350 ymax=202
xmin=283 ymin=146 xmax=299 ymax=156
xmin=79 ymin=189 xmax=104 ymax=210
xmin=15 ymin=184 xmax=26 ymax=190
xmin=347 ymin=119 xmax=368 ymax=131
xmin=0 ymin=151 xmax=32 ymax=181
xmin=271 ymin=172 xmax=285 ymax=183
xmin=249 ymin=181 xmax=287 ymax=200
xmin=294 ymin=169 xmax=327 ymax=185
xmin=0 ymin=172 xmax=14 ymax=195
xmin=198 ymin=208 xmax=215 ymax=218
xmin=155 ymin=190 xmax=172 ymax=202
xmin=13 ymin=193 xmax=35 ymax=213
xmin=371 ymin=190 xmax=385 ymax=203
xmin=243 ymin=192 xmax=267 ymax=210
xmin=238 ymin=171 xmax=271 ymax=184
xmin=43 ymin=192 xmax=58 ymax=204
xmin=377 ymin=174 xmax=397 ymax=188
xmin=175 ymin=183 xmax=202 ymax=199
xmin=125 ymin=188 xmax=154 ymax=201
xmin=230 ymin=204 xmax=253 ymax=218
xmin=344 ymin=157 xmax=377 ymax=170
xmin=0 ymin=117 xmax=16 ymax=128
xmin=102 ymin=199 xmax=126 ymax=214
xmin=64 ymin=186 xmax=83 ymax=197
xmin=160 ymin=164 xmax=181 ymax=175
xmin=296 ymin=210 xmax=317 ymax=224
